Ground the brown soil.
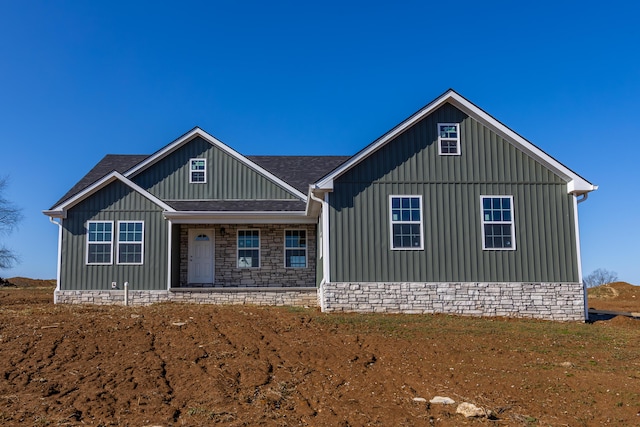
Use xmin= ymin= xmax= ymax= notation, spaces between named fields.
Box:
xmin=0 ymin=281 xmax=639 ymax=426
xmin=588 ymin=281 xmax=640 ymax=313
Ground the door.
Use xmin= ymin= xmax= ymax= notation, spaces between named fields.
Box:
xmin=188 ymin=229 xmax=214 ymax=284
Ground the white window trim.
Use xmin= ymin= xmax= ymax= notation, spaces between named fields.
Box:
xmin=86 ymin=220 xmax=114 ymax=265
xmin=480 ymin=195 xmax=516 ymax=251
xmin=117 ymin=221 xmax=145 ymax=265
xmin=284 ymin=229 xmax=307 ymax=268
xmin=237 ymin=229 xmax=260 ymax=268
xmin=437 ymin=123 xmax=461 ymax=156
xmin=189 ymin=158 xmax=207 ymax=184
xmin=389 ymin=195 xmax=424 ymax=251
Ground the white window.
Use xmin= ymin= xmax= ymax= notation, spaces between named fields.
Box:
xmin=481 ymin=196 xmax=515 ymax=250
xmin=190 ymin=158 xmax=206 ymax=183
xmin=117 ymin=221 xmax=144 ymax=264
xmin=389 ymin=196 xmax=424 ymax=250
xmin=238 ymin=229 xmax=260 ymax=268
xmin=438 ymin=123 xmax=460 ymax=156
xmin=86 ymin=221 xmax=113 ymax=265
xmin=285 ymin=230 xmax=307 ymax=268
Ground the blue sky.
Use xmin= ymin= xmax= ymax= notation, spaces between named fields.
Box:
xmin=0 ymin=1 xmax=638 ymax=284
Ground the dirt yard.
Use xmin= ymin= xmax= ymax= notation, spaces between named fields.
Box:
xmin=0 ymin=279 xmax=638 ymax=426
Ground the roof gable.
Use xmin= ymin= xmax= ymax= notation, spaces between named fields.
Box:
xmin=125 ymin=127 xmax=308 ymax=201
xmin=44 ymin=171 xmax=174 ymax=218
xmin=315 ymin=89 xmax=596 ymax=195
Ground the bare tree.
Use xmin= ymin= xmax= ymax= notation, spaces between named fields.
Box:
xmin=0 ymin=177 xmax=23 ymax=269
xmin=583 ymin=268 xmax=619 ymax=288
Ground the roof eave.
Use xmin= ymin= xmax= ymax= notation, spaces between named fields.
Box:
xmin=568 ymin=180 xmax=599 ymax=196
xmin=42 ymin=209 xmax=66 ymax=219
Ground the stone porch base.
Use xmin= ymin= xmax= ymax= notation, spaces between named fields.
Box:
xmin=55 ymin=287 xmax=318 ymax=307
xmin=320 ymin=282 xmax=586 ymax=321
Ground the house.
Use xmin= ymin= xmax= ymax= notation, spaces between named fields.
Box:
xmin=44 ymin=89 xmax=597 ymax=321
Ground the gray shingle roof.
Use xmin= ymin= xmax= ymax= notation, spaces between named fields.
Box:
xmin=248 ymin=155 xmax=350 ymax=193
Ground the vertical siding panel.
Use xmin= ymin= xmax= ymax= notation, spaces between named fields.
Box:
xmin=523 ymin=184 xmax=536 ymax=281
xmin=373 ymin=184 xmax=382 ymax=280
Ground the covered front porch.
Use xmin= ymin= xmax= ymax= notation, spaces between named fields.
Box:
xmin=168 ymin=222 xmax=318 ymax=290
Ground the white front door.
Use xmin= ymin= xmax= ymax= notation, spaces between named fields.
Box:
xmin=188 ymin=229 xmax=214 ymax=284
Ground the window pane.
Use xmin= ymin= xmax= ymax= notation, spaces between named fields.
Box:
xmin=119 ymin=222 xmax=142 ymax=242
xmin=88 ymin=222 xmax=112 ymax=243
xmin=285 ymin=230 xmax=306 ymax=248
xmin=88 ymin=243 xmax=111 ymax=263
xmin=484 ymin=224 xmax=513 ymax=249
xmin=119 ymin=243 xmax=142 ymax=263
xmin=392 ymin=224 xmax=421 ymax=248
xmin=286 ymin=249 xmax=306 ymax=268
xmin=238 ymin=249 xmax=259 ymax=267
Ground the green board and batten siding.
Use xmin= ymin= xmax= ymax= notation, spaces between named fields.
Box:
xmin=328 ymin=103 xmax=579 ymax=283
xmin=133 ymin=136 xmax=298 ymax=200
xmin=60 ymin=181 xmax=168 ymax=291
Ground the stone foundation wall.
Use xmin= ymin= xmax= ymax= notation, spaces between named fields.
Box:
xmin=320 ymin=282 xmax=586 ymax=321
xmin=54 ymin=282 xmax=586 ymax=321
xmin=55 ymin=288 xmax=318 ymax=307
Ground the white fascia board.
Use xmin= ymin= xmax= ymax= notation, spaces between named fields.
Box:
xmin=446 ymin=93 xmax=597 ymax=195
xmin=47 ymin=171 xmax=175 ymax=214
xmin=315 ymin=89 xmax=597 ymax=195
xmin=124 ymin=127 xmax=308 ymax=201
xmin=163 ymin=211 xmax=315 ymax=224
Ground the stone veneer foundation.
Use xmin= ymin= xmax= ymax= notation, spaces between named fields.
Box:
xmin=320 ymin=282 xmax=586 ymax=321
xmin=54 ymin=282 xmax=586 ymax=321
xmin=55 ymin=288 xmax=318 ymax=307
